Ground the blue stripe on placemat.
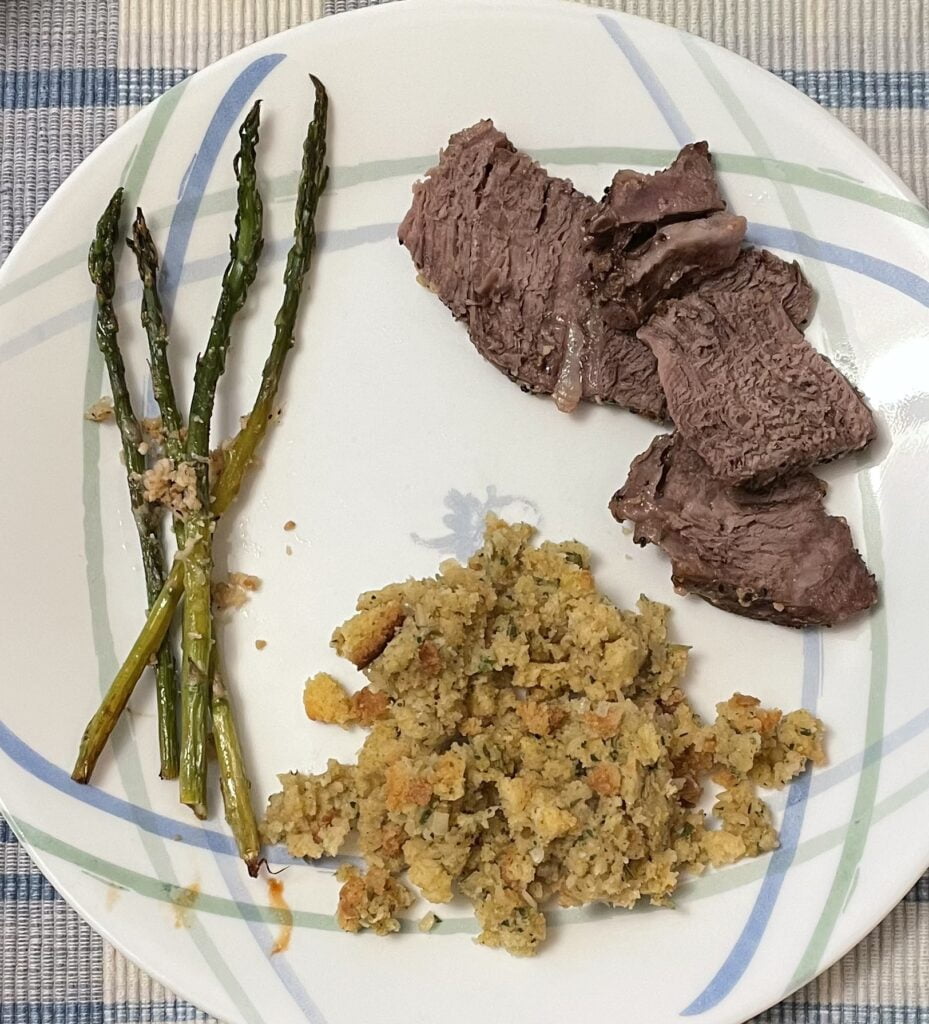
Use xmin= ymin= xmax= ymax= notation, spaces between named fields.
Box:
xmin=758 ymin=1006 xmax=929 ymax=1023
xmin=0 ymin=871 xmax=61 ymax=901
xmin=102 ymin=1006 xmax=211 ymax=1024
xmin=0 ymin=68 xmax=116 ymax=108
xmin=1 ymin=67 xmax=927 ymax=111
xmin=0 ymin=68 xmax=190 ymax=110
xmin=0 ymin=1004 xmax=210 ymax=1024
xmin=117 ymin=67 xmax=191 ymax=106
xmin=774 ymin=69 xmax=929 ymax=109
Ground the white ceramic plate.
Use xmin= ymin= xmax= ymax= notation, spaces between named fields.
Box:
xmin=2 ymin=2 xmax=929 ymax=1021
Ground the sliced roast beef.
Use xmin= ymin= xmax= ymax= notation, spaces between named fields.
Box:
xmin=586 ymin=140 xmax=746 ymax=331
xmin=638 ymin=290 xmax=875 ymax=487
xmin=595 ymin=211 xmax=747 ymax=331
xmin=610 ymin=434 xmax=877 ymax=627
xmin=588 ymin=141 xmax=726 ymax=242
xmin=698 ymin=247 xmax=814 ymax=328
xmin=580 ymin=314 xmax=666 ymax=418
xmin=398 ymin=121 xmax=668 ymax=418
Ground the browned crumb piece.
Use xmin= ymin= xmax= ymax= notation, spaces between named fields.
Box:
xmin=303 ymin=673 xmax=354 ymax=726
xmin=331 ymin=599 xmax=406 ymax=669
xmin=384 ymin=759 xmax=433 ymax=811
xmin=213 ymin=581 xmax=248 ymax=612
xmin=350 ymin=686 xmax=390 ymax=726
xmin=85 ymin=397 xmax=114 ymax=422
xmin=213 ymin=572 xmax=263 ymax=612
xmin=255 ymin=640 xmax=267 ymax=651
xmin=335 ymin=865 xmax=413 ymax=935
xmin=142 ymin=457 xmax=201 ymax=513
xmin=260 ymin=760 xmax=358 ymax=858
xmin=284 ymin=520 xmax=297 ymax=531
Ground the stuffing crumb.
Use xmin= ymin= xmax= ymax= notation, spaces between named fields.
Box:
xmin=85 ymin=397 xmax=114 ymax=422
xmin=335 ymin=865 xmax=414 ymax=935
xmin=304 ymin=673 xmax=355 ymax=726
xmin=255 ymin=640 xmax=268 ymax=651
xmin=137 ymin=441 xmax=150 ymax=456
xmin=140 ymin=417 xmax=164 ymax=442
xmin=142 ymin=458 xmax=201 ymax=513
xmin=263 ymin=518 xmax=826 ymax=957
xmin=419 ymin=911 xmax=439 ymax=933
xmin=213 ymin=572 xmax=262 ymax=612
xmin=285 ymin=545 xmax=293 ymax=557
xmin=350 ymin=686 xmax=390 ymax=726
xmin=262 ymin=760 xmax=358 ymax=858
xmin=284 ymin=520 xmax=297 ymax=532
xmin=209 ymin=446 xmax=225 ymax=486
xmin=332 ymin=600 xmax=406 ymax=669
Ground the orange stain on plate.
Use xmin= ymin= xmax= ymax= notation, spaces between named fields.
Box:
xmin=171 ymin=882 xmax=201 ymax=929
xmin=268 ymin=878 xmax=293 ymax=954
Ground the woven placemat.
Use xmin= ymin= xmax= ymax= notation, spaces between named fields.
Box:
xmin=1 ymin=1 xmax=927 ymax=1020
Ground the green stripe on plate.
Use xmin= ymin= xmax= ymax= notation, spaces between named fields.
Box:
xmin=0 ymin=145 xmax=925 ymax=310
xmin=78 ymin=77 xmax=266 ymax=1024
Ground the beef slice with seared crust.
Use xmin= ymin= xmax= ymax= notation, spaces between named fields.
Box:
xmin=595 ymin=211 xmax=747 ymax=331
xmin=638 ymin=290 xmax=875 ymax=487
xmin=586 ymin=140 xmax=747 ymax=331
xmin=398 ymin=120 xmax=668 ymax=418
xmin=610 ymin=433 xmax=877 ymax=628
xmin=589 ymin=141 xmax=726 ymax=241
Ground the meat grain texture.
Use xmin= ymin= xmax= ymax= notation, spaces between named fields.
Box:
xmin=398 ymin=120 xmax=667 ymax=418
xmin=263 ymin=519 xmax=825 ymax=955
xmin=611 ymin=434 xmax=877 ymax=627
xmin=639 ymin=291 xmax=875 ymax=488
